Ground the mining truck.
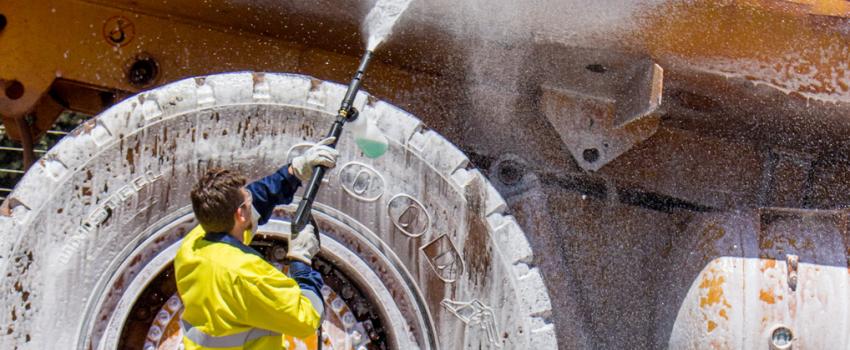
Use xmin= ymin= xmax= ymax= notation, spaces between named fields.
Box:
xmin=1 ymin=0 xmax=849 ymax=349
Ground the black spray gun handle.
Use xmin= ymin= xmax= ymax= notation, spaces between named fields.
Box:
xmin=291 ymin=50 xmax=373 ymax=236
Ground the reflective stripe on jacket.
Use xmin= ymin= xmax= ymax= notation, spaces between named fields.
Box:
xmin=175 ymin=225 xmax=322 ymax=349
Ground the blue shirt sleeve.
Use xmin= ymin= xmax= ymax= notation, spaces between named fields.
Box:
xmin=247 ymin=165 xmax=324 ymax=308
xmin=288 ymin=261 xmax=325 ymax=301
xmin=246 ymin=164 xmax=302 ymax=225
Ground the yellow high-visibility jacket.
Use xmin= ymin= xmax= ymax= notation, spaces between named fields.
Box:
xmin=174 ymin=225 xmax=322 ymax=349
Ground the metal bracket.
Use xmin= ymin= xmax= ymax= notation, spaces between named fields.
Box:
xmin=539 ymin=60 xmax=663 ymax=171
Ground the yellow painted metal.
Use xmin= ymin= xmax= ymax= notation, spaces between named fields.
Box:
xmin=0 ymin=0 xmax=437 ymax=140
xmin=780 ymin=0 xmax=850 ymax=17
xmin=0 ymin=0 xmax=284 ymax=136
xmin=636 ymin=1 xmax=850 ymax=101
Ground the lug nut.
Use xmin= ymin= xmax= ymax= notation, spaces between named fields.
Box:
xmin=272 ymin=246 xmax=288 ymax=261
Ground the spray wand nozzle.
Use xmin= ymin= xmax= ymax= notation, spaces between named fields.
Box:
xmin=291 ymin=50 xmax=374 ymax=236
xmin=338 ymin=50 xmax=372 ymax=121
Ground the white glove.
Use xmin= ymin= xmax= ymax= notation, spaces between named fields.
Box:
xmin=287 ymin=224 xmax=320 ymax=264
xmin=291 ymin=137 xmax=340 ymax=183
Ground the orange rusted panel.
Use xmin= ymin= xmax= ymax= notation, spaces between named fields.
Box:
xmin=670 ymin=209 xmax=850 ymax=349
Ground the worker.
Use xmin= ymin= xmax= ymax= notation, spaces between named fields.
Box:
xmin=174 ymin=137 xmax=339 ymax=349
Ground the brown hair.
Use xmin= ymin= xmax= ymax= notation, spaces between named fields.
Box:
xmin=190 ymin=168 xmax=247 ymax=233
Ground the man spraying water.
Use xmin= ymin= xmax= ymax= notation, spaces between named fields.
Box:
xmin=175 ymin=155 xmax=336 ymax=349
xmin=174 ymin=1 xmax=411 ymax=349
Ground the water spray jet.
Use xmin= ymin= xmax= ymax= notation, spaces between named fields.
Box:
xmin=364 ymin=0 xmax=412 ymax=51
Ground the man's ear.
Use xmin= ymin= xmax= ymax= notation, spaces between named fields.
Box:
xmin=234 ymin=207 xmax=245 ymax=223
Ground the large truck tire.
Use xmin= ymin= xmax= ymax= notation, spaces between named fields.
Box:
xmin=0 ymin=72 xmax=556 ymax=350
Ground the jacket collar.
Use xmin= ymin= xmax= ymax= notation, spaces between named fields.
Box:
xmin=204 ymin=232 xmax=264 ymax=258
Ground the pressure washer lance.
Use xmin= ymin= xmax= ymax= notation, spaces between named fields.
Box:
xmin=290 ymin=50 xmax=373 ymax=349
xmin=291 ymin=49 xmax=373 ymax=235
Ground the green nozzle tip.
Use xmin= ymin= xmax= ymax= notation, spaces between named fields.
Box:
xmin=356 ymin=138 xmax=388 ymax=159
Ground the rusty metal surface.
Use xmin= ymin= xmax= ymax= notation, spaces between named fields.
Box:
xmin=491 ymin=163 xmax=850 ymax=349
xmin=667 ymin=208 xmax=850 ymax=349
